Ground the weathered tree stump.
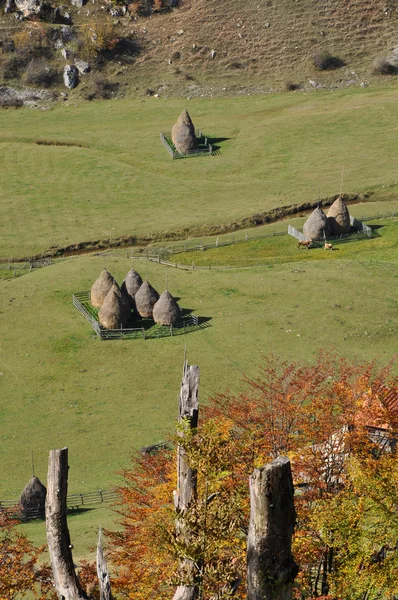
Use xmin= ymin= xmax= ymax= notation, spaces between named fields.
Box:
xmin=247 ymin=456 xmax=298 ymax=600
xmin=172 ymin=360 xmax=200 ymax=600
xmin=45 ymin=448 xmax=87 ymax=600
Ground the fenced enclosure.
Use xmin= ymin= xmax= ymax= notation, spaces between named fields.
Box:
xmin=288 ymin=215 xmax=373 ymax=244
xmin=73 ymin=292 xmax=203 ymax=340
xmin=160 ymin=129 xmax=214 ymax=159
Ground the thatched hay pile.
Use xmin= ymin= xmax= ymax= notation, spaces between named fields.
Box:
xmin=171 ymin=109 xmax=197 ymax=154
xmin=327 ymin=197 xmax=351 ymax=234
xmin=153 ymin=291 xmax=182 ymax=325
xmin=19 ymin=476 xmax=47 ymax=518
xmin=98 ymin=282 xmax=132 ymax=329
xmin=91 ymin=269 xmax=114 ymax=308
xmin=303 ymin=207 xmax=331 ymax=241
xmin=135 ymin=281 xmax=160 ymax=318
xmin=121 ymin=268 xmax=143 ymax=305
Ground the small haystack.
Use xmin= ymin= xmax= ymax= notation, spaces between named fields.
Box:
xmin=19 ymin=476 xmax=47 ymax=518
xmin=327 ymin=196 xmax=351 ymax=234
xmin=153 ymin=291 xmax=182 ymax=326
xmin=135 ymin=281 xmax=160 ymax=318
xmin=171 ymin=109 xmax=197 ymax=154
xmin=121 ymin=268 xmax=143 ymax=304
xmin=91 ymin=269 xmax=114 ymax=308
xmin=98 ymin=282 xmax=132 ymax=329
xmin=303 ymin=207 xmax=331 ymax=241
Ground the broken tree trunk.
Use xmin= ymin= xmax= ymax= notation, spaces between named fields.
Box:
xmin=172 ymin=360 xmax=200 ymax=600
xmin=97 ymin=527 xmax=112 ymax=600
xmin=247 ymin=456 xmax=298 ymax=600
xmin=45 ymin=448 xmax=87 ymax=600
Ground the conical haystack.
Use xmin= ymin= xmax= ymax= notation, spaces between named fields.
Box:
xmin=121 ymin=268 xmax=143 ymax=304
xmin=98 ymin=282 xmax=132 ymax=329
xmin=327 ymin=197 xmax=351 ymax=234
xmin=19 ymin=476 xmax=47 ymax=518
xmin=171 ymin=109 xmax=197 ymax=154
xmin=153 ymin=290 xmax=182 ymax=325
xmin=303 ymin=207 xmax=331 ymax=241
xmin=91 ymin=269 xmax=114 ymax=308
xmin=135 ymin=281 xmax=160 ymax=318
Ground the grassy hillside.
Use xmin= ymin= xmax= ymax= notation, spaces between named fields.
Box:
xmin=1 ymin=87 xmax=398 ymax=259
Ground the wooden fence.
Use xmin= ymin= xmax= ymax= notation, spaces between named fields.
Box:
xmin=160 ymin=129 xmax=213 ymax=159
xmin=73 ymin=292 xmax=202 ymax=339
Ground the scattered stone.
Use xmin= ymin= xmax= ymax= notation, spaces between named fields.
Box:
xmin=75 ymin=59 xmax=90 ymax=74
xmin=177 ymin=29 xmax=184 ymax=35
xmin=171 ymin=108 xmax=197 ymax=154
xmin=61 ymin=48 xmax=69 ymax=59
xmin=14 ymin=0 xmax=42 ymax=17
xmin=5 ymin=0 xmax=15 ymax=13
xmin=211 ymin=50 xmax=216 ymax=58
xmin=70 ymin=0 xmax=84 ymax=5
xmin=63 ymin=64 xmax=78 ymax=89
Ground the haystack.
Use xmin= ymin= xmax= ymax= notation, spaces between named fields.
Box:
xmin=121 ymin=268 xmax=143 ymax=304
xmin=153 ymin=291 xmax=182 ymax=325
xmin=327 ymin=197 xmax=351 ymax=234
xmin=19 ymin=476 xmax=46 ymax=518
xmin=171 ymin=109 xmax=197 ymax=154
xmin=98 ymin=282 xmax=132 ymax=329
xmin=91 ymin=269 xmax=114 ymax=308
xmin=303 ymin=207 xmax=331 ymax=241
xmin=134 ymin=281 xmax=160 ymax=318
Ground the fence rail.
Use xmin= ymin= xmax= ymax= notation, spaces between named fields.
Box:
xmin=160 ymin=129 xmax=213 ymax=159
xmin=0 ymin=489 xmax=119 ymax=520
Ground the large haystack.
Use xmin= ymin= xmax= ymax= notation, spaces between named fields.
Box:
xmin=153 ymin=291 xmax=182 ymax=326
xmin=171 ymin=109 xmax=197 ymax=154
xmin=98 ymin=282 xmax=132 ymax=329
xmin=303 ymin=207 xmax=331 ymax=241
xmin=19 ymin=476 xmax=46 ymax=518
xmin=327 ymin=197 xmax=351 ymax=234
xmin=121 ymin=268 xmax=143 ymax=304
xmin=135 ymin=281 xmax=160 ymax=318
xmin=91 ymin=269 xmax=114 ymax=308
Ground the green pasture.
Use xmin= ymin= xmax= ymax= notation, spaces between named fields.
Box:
xmin=1 ymin=87 xmax=398 ymax=259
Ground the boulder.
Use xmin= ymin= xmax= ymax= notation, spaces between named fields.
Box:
xmin=303 ymin=207 xmax=331 ymax=241
xmin=63 ymin=64 xmax=78 ymax=89
xmin=14 ymin=0 xmax=42 ymax=17
xmin=5 ymin=0 xmax=16 ymax=13
xmin=75 ymin=59 xmax=90 ymax=74
xmin=70 ymin=0 xmax=84 ymax=6
xmin=327 ymin=196 xmax=350 ymax=234
xmin=171 ymin=109 xmax=197 ymax=154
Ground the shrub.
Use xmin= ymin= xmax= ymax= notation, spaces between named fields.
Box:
xmin=23 ymin=59 xmax=60 ymax=88
xmin=85 ymin=77 xmax=119 ymax=100
xmin=313 ymin=50 xmax=345 ymax=70
xmin=285 ymin=81 xmax=300 ymax=91
xmin=0 ymin=96 xmax=24 ymax=108
xmin=2 ymin=54 xmax=28 ymax=79
xmin=372 ymin=57 xmax=397 ymax=75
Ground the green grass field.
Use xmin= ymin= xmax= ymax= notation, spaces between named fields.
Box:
xmin=1 ymin=87 xmax=398 ymax=259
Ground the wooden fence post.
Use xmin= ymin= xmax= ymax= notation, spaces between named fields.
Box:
xmin=97 ymin=527 xmax=112 ymax=600
xmin=247 ymin=456 xmax=297 ymax=600
xmin=172 ymin=360 xmax=200 ymax=600
xmin=45 ymin=447 xmax=88 ymax=600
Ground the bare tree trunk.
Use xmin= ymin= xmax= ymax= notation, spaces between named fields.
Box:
xmin=97 ymin=528 xmax=112 ymax=600
xmin=172 ymin=360 xmax=200 ymax=600
xmin=247 ymin=456 xmax=298 ymax=600
xmin=45 ymin=447 xmax=87 ymax=600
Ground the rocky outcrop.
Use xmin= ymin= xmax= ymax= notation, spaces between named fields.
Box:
xmin=327 ymin=196 xmax=350 ymax=234
xmin=75 ymin=60 xmax=90 ymax=74
xmin=303 ymin=206 xmax=331 ymax=241
xmin=63 ymin=64 xmax=78 ymax=88
xmin=14 ymin=0 xmax=42 ymax=17
xmin=171 ymin=109 xmax=197 ymax=154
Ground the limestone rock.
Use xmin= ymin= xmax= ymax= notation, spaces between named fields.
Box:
xmin=63 ymin=64 xmax=78 ymax=89
xmin=171 ymin=109 xmax=197 ymax=154
xmin=303 ymin=207 xmax=331 ymax=241
xmin=327 ymin=196 xmax=350 ymax=234
xmin=75 ymin=59 xmax=90 ymax=74
xmin=70 ymin=0 xmax=84 ymax=6
xmin=5 ymin=0 xmax=16 ymax=13
xmin=14 ymin=0 xmax=42 ymax=17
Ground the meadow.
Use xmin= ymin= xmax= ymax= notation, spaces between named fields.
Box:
xmin=1 ymin=87 xmax=398 ymax=258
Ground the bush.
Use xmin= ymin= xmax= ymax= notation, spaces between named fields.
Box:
xmin=2 ymin=54 xmax=28 ymax=80
xmin=372 ymin=58 xmax=397 ymax=75
xmin=23 ymin=60 xmax=60 ymax=88
xmin=0 ymin=97 xmax=24 ymax=108
xmin=313 ymin=50 xmax=345 ymax=70
xmin=285 ymin=81 xmax=300 ymax=91
xmin=85 ymin=77 xmax=119 ymax=100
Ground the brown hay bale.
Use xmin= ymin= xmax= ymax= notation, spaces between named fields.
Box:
xmin=91 ymin=269 xmax=114 ymax=308
xmin=98 ymin=282 xmax=132 ymax=329
xmin=327 ymin=196 xmax=350 ymax=234
xmin=303 ymin=207 xmax=331 ymax=241
xmin=121 ymin=268 xmax=143 ymax=304
xmin=135 ymin=281 xmax=160 ymax=318
xmin=171 ymin=109 xmax=197 ymax=154
xmin=153 ymin=290 xmax=182 ymax=325
xmin=19 ymin=476 xmax=47 ymax=518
